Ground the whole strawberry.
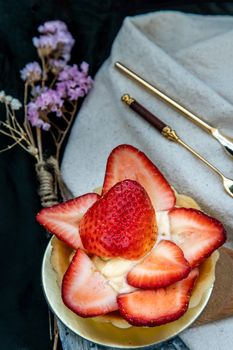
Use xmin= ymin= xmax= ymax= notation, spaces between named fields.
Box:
xmin=80 ymin=179 xmax=156 ymax=259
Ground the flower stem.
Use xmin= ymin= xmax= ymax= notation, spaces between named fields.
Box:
xmin=23 ymin=82 xmax=36 ymax=147
xmin=56 ymin=102 xmax=77 ymax=161
xmin=41 ymin=56 xmax=47 ymax=88
xmin=0 ymin=137 xmax=24 ymax=153
xmin=5 ymin=103 xmax=15 ymax=138
xmin=1 ymin=122 xmax=30 ymax=145
xmin=0 ymin=129 xmax=33 ymax=154
xmin=49 ymin=73 xmax=58 ymax=88
xmin=36 ymin=127 xmax=43 ymax=162
xmin=61 ymin=112 xmax=69 ymax=124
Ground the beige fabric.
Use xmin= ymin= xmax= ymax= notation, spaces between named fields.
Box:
xmin=62 ymin=12 xmax=233 ymax=242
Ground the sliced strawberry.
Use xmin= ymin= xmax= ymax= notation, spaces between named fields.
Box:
xmin=36 ymin=193 xmax=100 ymax=249
xmin=62 ymin=249 xmax=118 ymax=317
xmin=80 ymin=179 xmax=156 ymax=259
xmin=102 ymin=144 xmax=175 ymax=211
xmin=118 ymin=268 xmax=199 ymax=327
xmin=169 ymin=208 xmax=226 ymax=268
xmin=127 ymin=240 xmax=190 ymax=289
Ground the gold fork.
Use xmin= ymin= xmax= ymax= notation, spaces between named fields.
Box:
xmin=122 ymin=94 xmax=233 ymax=199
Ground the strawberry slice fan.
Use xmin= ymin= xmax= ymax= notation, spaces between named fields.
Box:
xmin=37 ymin=144 xmax=226 ymax=327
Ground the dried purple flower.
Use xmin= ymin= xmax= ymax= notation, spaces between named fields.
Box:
xmin=36 ymin=89 xmax=63 ymax=115
xmin=80 ymin=61 xmax=89 ymax=74
xmin=27 ymin=88 xmax=64 ymax=130
xmin=31 ymin=85 xmax=47 ymax=98
xmin=20 ymin=62 xmax=42 ymax=83
xmin=56 ymin=63 xmax=93 ymax=101
xmin=68 ymin=87 xmax=85 ymax=100
xmin=32 ymin=35 xmax=57 ymax=56
xmin=49 ymin=59 xmax=67 ymax=74
xmin=33 ymin=20 xmax=75 ymax=62
xmin=38 ymin=20 xmax=68 ymax=34
xmin=27 ymin=101 xmax=47 ymax=129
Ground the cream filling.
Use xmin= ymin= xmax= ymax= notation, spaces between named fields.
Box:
xmin=92 ymin=211 xmax=171 ymax=294
xmin=156 ymin=211 xmax=171 ymax=242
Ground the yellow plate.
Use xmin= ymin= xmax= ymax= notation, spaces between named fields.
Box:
xmin=42 ymin=239 xmax=216 ymax=348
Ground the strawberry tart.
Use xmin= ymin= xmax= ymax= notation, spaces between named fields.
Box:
xmin=37 ymin=144 xmax=226 ymax=328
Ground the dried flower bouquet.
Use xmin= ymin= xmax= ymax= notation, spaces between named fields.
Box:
xmin=0 ymin=20 xmax=93 ymax=207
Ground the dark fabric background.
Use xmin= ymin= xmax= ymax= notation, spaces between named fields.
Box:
xmin=0 ymin=1 xmax=232 ymax=349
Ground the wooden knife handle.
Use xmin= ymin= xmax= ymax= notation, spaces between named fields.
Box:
xmin=121 ymin=94 xmax=166 ymax=132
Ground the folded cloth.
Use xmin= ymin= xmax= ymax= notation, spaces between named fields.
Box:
xmin=61 ymin=11 xmax=233 ymax=350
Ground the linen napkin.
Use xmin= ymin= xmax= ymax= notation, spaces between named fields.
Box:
xmin=60 ymin=11 xmax=233 ymax=350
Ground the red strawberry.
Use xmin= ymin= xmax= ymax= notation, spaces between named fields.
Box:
xmin=80 ymin=179 xmax=156 ymax=259
xmin=102 ymin=144 xmax=175 ymax=211
xmin=62 ymin=249 xmax=118 ymax=317
xmin=117 ymin=268 xmax=199 ymax=327
xmin=169 ymin=208 xmax=226 ymax=268
xmin=127 ymin=240 xmax=190 ymax=289
xmin=36 ymin=193 xmax=100 ymax=249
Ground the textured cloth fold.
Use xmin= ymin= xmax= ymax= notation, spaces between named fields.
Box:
xmin=61 ymin=11 xmax=233 ymax=350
